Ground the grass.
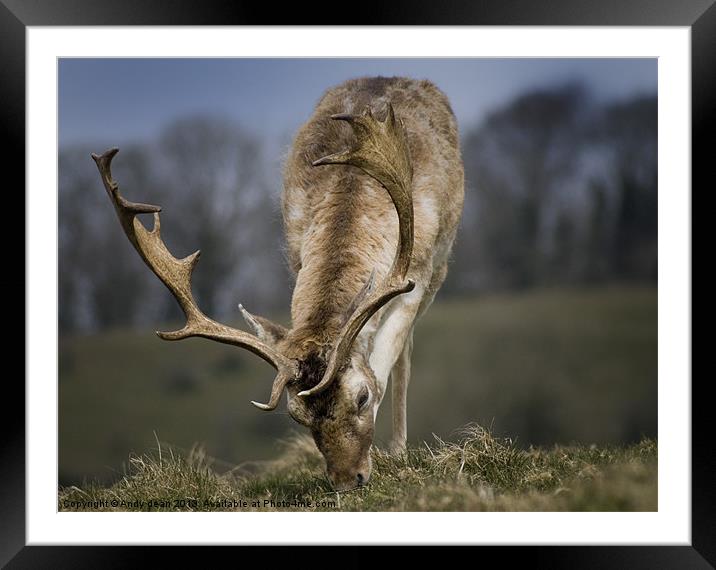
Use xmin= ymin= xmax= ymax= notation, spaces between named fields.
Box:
xmin=59 ymin=424 xmax=657 ymax=512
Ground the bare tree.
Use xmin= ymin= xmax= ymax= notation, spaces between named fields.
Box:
xmin=455 ymin=83 xmax=656 ymax=292
xmin=59 ymin=116 xmax=286 ymax=332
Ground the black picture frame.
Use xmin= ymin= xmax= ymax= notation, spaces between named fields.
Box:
xmin=7 ymin=1 xmax=707 ymax=566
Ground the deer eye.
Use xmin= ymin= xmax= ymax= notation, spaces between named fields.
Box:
xmin=356 ymin=388 xmax=370 ymax=411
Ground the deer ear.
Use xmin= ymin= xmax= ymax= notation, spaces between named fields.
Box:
xmin=239 ymin=304 xmax=288 ymax=344
xmin=286 ymin=394 xmax=314 ymax=427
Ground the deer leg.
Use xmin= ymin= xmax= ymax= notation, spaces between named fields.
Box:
xmin=389 ymin=330 xmax=414 ymax=453
xmin=385 ymin=263 xmax=445 ymax=451
xmin=369 ymin=288 xmax=421 ymax=414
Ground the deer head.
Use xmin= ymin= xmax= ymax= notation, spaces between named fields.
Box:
xmin=92 ymin=103 xmax=413 ymax=491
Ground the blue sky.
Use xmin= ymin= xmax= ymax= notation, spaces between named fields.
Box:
xmin=59 ymin=58 xmax=656 ymax=149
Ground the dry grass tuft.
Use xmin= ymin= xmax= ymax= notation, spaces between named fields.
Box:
xmin=59 ymin=424 xmax=656 ymax=512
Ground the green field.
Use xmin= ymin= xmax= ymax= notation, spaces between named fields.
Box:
xmin=59 ymin=286 xmax=657 ymax=497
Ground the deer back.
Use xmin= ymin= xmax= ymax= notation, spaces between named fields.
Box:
xmin=282 ymin=77 xmax=464 ymax=349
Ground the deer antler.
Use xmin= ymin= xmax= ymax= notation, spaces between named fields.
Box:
xmin=300 ymin=103 xmax=415 ymax=397
xmin=91 ymin=148 xmax=297 ymax=411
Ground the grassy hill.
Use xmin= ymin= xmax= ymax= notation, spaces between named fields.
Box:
xmin=59 ymin=426 xmax=657 ymax=511
xmin=59 ymin=286 xmax=657 ymax=489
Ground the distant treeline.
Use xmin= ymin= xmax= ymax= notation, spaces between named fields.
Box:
xmin=448 ymin=83 xmax=656 ymax=294
xmin=59 ymin=82 xmax=657 ymax=332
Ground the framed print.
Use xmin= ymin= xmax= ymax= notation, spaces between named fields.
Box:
xmin=8 ymin=0 xmax=708 ymax=566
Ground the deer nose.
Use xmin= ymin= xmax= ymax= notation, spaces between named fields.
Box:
xmin=356 ymin=473 xmax=366 ymax=486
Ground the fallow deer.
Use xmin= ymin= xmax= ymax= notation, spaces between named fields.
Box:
xmin=93 ymin=76 xmax=464 ymax=491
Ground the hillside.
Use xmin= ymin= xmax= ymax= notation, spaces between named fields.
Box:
xmin=59 ymin=286 xmax=657 ymax=487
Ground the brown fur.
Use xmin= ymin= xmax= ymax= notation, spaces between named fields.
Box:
xmin=283 ymin=76 xmax=462 ymax=341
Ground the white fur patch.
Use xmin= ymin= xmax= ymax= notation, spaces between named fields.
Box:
xmin=368 ymin=284 xmax=424 ymax=402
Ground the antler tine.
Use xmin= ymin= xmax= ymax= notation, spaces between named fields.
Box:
xmin=302 ymin=103 xmax=415 ymax=398
xmin=91 ymin=148 xmax=297 ymax=411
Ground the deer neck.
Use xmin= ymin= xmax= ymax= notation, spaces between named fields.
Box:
xmin=287 ymin=178 xmax=386 ymax=358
